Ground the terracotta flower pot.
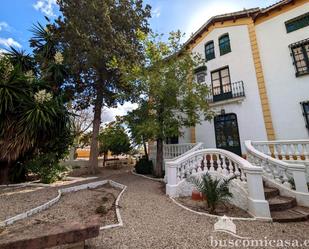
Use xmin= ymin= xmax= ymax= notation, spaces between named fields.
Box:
xmin=192 ymin=189 xmax=203 ymax=201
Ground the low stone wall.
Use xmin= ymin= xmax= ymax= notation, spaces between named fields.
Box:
xmin=0 ymin=221 xmax=100 ymax=249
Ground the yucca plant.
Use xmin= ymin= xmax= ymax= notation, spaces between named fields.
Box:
xmin=187 ymin=173 xmax=235 ymax=214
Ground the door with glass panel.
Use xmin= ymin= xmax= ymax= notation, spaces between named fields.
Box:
xmin=214 ymin=113 xmax=241 ymax=156
xmin=211 ymin=67 xmax=232 ymax=102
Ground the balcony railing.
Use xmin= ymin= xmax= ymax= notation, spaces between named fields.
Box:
xmin=207 ymin=80 xmax=245 ymax=103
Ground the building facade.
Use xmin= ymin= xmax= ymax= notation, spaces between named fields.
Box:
xmin=179 ymin=0 xmax=309 ymax=156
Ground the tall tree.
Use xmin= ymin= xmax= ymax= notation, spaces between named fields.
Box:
xmin=55 ymin=0 xmax=151 ymax=174
xmin=118 ymin=31 xmax=214 ymax=177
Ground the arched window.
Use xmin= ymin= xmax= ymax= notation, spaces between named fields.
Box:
xmin=205 ymin=41 xmax=215 ymax=61
xmin=219 ymin=34 xmax=231 ymax=55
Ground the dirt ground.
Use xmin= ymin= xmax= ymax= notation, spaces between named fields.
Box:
xmin=175 ymin=196 xmax=252 ymax=218
xmin=0 ymin=184 xmax=120 ymax=244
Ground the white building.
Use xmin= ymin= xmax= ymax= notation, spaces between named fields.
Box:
xmin=178 ymin=0 xmax=309 ymax=156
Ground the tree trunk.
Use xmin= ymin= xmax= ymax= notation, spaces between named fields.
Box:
xmin=103 ymin=152 xmax=107 ymax=167
xmin=155 ymin=138 xmax=163 ymax=177
xmin=0 ymin=160 xmax=10 ymax=184
xmin=69 ymin=146 xmax=77 ymax=160
xmin=89 ymin=90 xmax=103 ymax=175
xmin=143 ymin=139 xmax=149 ymax=161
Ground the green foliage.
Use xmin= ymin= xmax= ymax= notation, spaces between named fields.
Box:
xmin=0 ymin=19 xmax=73 ymax=183
xmin=26 ymin=153 xmax=67 ymax=184
xmin=99 ymin=123 xmax=131 ymax=156
xmin=120 ymin=31 xmax=214 ymax=176
xmin=54 ymin=0 xmax=152 ymax=172
xmin=187 ymin=173 xmax=235 ymax=214
xmin=135 ymin=157 xmax=153 ymax=175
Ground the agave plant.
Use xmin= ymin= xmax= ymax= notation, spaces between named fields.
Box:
xmin=187 ymin=173 xmax=235 ymax=214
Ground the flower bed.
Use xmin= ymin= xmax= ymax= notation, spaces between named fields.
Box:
xmin=0 ymin=184 xmax=120 ymax=245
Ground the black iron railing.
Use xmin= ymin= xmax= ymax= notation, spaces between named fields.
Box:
xmin=207 ymin=81 xmax=245 ymax=103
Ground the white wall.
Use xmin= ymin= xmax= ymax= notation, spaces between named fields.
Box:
xmin=255 ymin=3 xmax=309 ymax=140
xmin=181 ymin=25 xmax=268 ymax=153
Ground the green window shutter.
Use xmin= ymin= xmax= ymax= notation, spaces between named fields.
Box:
xmin=285 ymin=12 xmax=309 ymax=33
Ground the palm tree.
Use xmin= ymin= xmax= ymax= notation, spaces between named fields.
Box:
xmin=0 ymin=20 xmax=72 ymax=184
xmin=5 ymin=47 xmax=35 ymax=73
xmin=0 ymin=54 xmax=71 ymax=183
xmin=187 ymin=173 xmax=235 ymax=214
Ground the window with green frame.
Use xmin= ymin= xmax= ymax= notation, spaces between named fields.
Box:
xmin=219 ymin=34 xmax=231 ymax=56
xmin=285 ymin=12 xmax=309 ymax=33
xmin=301 ymin=101 xmax=309 ymax=132
xmin=205 ymin=41 xmax=215 ymax=61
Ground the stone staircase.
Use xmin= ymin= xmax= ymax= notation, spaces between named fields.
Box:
xmin=264 ymin=185 xmax=309 ymax=222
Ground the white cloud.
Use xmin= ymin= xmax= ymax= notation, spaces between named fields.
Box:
xmin=184 ymin=1 xmax=240 ymax=39
xmin=33 ymin=0 xmax=57 ymax=17
xmin=0 ymin=48 xmax=6 ymax=55
xmin=152 ymin=7 xmax=161 ymax=18
xmin=0 ymin=37 xmax=21 ymax=48
xmin=102 ymin=102 xmax=138 ymax=124
xmin=0 ymin=22 xmax=9 ymax=31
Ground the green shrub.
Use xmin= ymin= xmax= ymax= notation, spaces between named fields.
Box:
xmin=135 ymin=158 xmax=153 ymax=175
xmin=187 ymin=173 xmax=235 ymax=214
xmin=26 ymin=153 xmax=67 ymax=183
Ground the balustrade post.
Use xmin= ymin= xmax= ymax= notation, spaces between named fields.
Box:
xmin=245 ymin=167 xmax=271 ymax=219
xmin=289 ymin=164 xmax=309 ymax=193
xmin=166 ymin=161 xmax=179 ymax=197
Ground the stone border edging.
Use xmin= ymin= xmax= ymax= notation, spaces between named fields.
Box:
xmin=0 ymin=180 xmax=127 ymax=230
xmin=131 ymin=169 xmax=164 ymax=182
xmin=169 ymin=197 xmax=272 ymax=222
xmin=0 ymin=176 xmax=98 ymax=188
xmin=100 ymin=180 xmax=127 ymax=230
xmin=0 ymin=190 xmax=62 ymax=227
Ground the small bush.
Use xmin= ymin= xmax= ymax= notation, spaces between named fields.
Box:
xmin=102 ymin=196 xmax=109 ymax=202
xmin=96 ymin=205 xmax=108 ymax=216
xmin=26 ymin=153 xmax=67 ymax=184
xmin=135 ymin=158 xmax=153 ymax=175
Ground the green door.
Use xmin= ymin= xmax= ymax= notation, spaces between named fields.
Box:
xmin=214 ymin=113 xmax=241 ymax=156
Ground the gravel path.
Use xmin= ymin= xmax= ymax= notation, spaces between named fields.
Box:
xmin=87 ymin=169 xmax=309 ymax=249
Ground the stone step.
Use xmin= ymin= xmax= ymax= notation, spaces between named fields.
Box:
xmin=271 ymin=207 xmax=309 ymax=222
xmin=264 ymin=187 xmax=280 ymax=199
xmin=268 ymin=195 xmax=297 ymax=211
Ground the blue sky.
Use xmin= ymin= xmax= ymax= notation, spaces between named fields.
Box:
xmin=0 ymin=0 xmax=279 ymax=53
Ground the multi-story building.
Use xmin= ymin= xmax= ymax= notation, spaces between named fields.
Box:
xmin=178 ymin=0 xmax=309 ymax=156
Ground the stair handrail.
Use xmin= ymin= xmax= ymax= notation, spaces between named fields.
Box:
xmin=245 ymin=140 xmax=308 ymax=194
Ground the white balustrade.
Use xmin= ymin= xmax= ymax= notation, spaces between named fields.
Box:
xmin=166 ymin=148 xmax=271 ymax=219
xmin=148 ymin=142 xmax=197 ymax=169
xmin=245 ymin=140 xmax=309 ymax=194
xmin=251 ymin=140 xmax=309 ymax=162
